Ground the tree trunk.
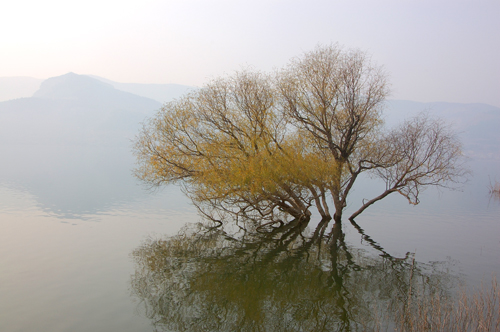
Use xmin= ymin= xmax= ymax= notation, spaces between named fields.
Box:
xmin=348 ymin=189 xmax=396 ymax=220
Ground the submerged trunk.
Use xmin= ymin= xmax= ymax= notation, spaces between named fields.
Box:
xmin=348 ymin=189 xmax=396 ymax=221
xmin=333 ymin=213 xmax=342 ymax=223
xmin=332 ymin=193 xmax=344 ymax=224
xmin=331 ymin=161 xmax=346 ymax=224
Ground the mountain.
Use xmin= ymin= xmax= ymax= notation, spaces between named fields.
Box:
xmin=0 ymin=73 xmax=162 ymax=146
xmin=0 ymin=74 xmax=194 ymax=104
xmin=33 ymin=72 xmax=116 ymax=100
xmin=33 ymin=72 xmax=163 ymax=110
xmin=90 ymin=75 xmax=195 ymax=104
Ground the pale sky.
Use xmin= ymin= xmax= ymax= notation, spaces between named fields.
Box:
xmin=1 ymin=0 xmax=499 ymax=106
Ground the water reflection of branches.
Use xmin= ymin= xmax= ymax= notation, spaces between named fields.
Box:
xmin=350 ymin=219 xmax=411 ymax=260
xmin=130 ymin=218 xmax=458 ymax=332
xmin=488 ymin=179 xmax=500 ymax=204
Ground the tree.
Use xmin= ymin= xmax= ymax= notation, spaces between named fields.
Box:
xmin=134 ymin=44 xmax=467 ymax=225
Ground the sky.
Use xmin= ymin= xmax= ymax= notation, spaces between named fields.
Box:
xmin=1 ymin=0 xmax=499 ymax=106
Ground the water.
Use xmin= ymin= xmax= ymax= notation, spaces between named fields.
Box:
xmin=0 ymin=145 xmax=197 ymax=332
xmin=0 ymin=144 xmax=499 ymax=331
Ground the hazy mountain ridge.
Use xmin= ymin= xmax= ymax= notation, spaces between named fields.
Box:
xmin=0 ymin=73 xmax=163 ymax=146
xmin=90 ymin=75 xmax=195 ymax=104
xmin=0 ymin=74 xmax=195 ymax=104
xmin=33 ymin=73 xmax=163 ymax=110
xmin=34 ymin=72 xmax=115 ymax=100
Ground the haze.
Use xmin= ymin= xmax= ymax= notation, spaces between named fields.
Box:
xmin=1 ymin=0 xmax=499 ymax=107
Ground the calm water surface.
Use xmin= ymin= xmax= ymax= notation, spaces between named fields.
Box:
xmin=0 ymin=144 xmax=498 ymax=331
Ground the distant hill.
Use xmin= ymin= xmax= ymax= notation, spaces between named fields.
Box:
xmin=90 ymin=75 xmax=195 ymax=104
xmin=0 ymin=73 xmax=162 ymax=146
xmin=0 ymin=76 xmax=44 ymax=101
xmin=0 ymin=74 xmax=195 ymax=104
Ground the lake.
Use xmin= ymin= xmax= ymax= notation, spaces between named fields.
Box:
xmin=0 ymin=143 xmax=499 ymax=331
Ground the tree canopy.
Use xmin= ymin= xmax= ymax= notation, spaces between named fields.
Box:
xmin=134 ymin=45 xmax=467 ymax=224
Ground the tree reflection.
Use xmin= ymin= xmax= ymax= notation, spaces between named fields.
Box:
xmin=489 ymin=180 xmax=500 ymax=204
xmin=130 ymin=218 xmax=458 ymax=331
